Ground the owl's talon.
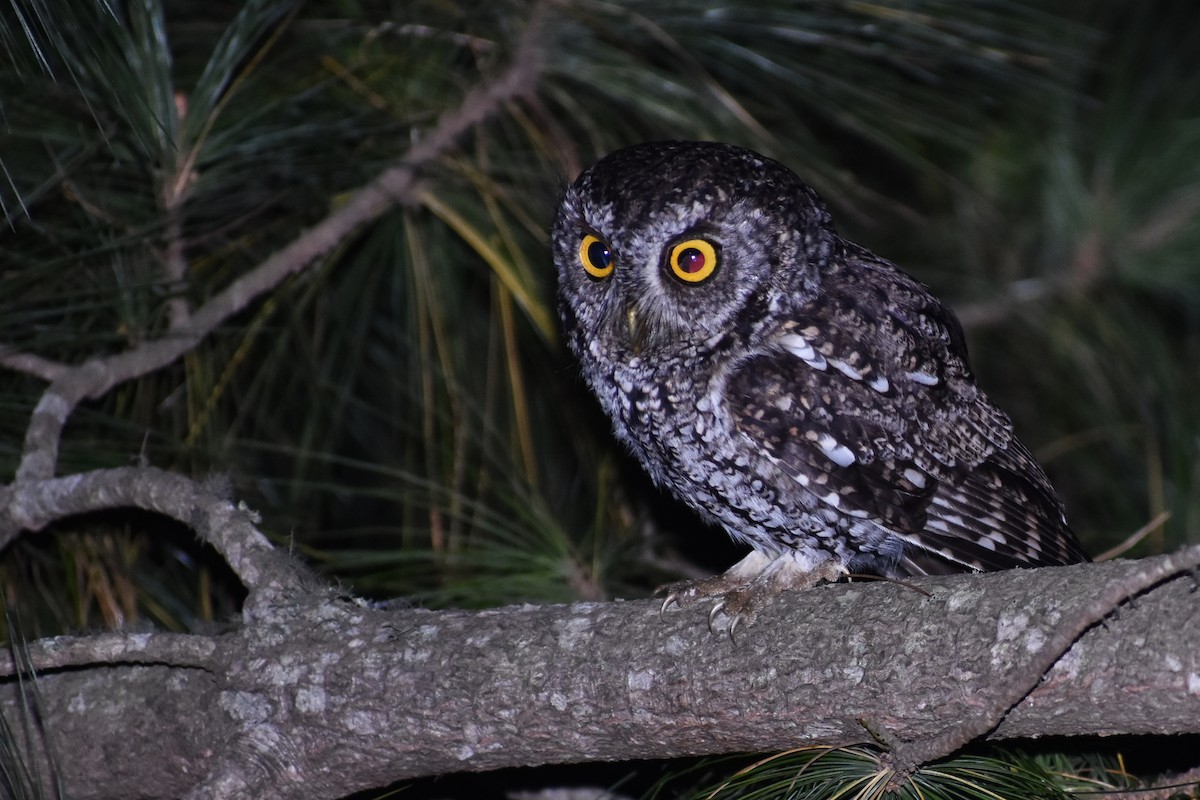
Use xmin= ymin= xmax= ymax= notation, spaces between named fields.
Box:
xmin=707 ymin=600 xmax=727 ymax=634
xmin=656 ymin=580 xmax=701 ymax=614
xmin=708 ymin=589 xmax=761 ymax=639
xmin=659 ymin=592 xmax=681 ymax=615
xmin=727 ymin=613 xmax=743 ymax=642
xmin=657 ymin=552 xmax=844 ymax=635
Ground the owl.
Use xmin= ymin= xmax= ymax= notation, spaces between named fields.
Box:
xmin=552 ymin=141 xmax=1088 ymax=626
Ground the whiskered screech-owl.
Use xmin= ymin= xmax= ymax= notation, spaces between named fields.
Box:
xmin=552 ymin=141 xmax=1087 ymax=625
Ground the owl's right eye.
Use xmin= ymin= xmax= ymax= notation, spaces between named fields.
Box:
xmin=579 ymin=234 xmax=614 ymax=279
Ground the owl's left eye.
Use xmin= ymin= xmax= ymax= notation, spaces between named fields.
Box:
xmin=579 ymin=234 xmax=614 ymax=279
xmin=667 ymin=239 xmax=719 ymax=284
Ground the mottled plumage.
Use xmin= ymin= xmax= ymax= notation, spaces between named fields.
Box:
xmin=552 ymin=141 xmax=1087 ymax=617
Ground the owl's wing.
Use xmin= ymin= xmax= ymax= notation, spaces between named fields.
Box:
xmin=728 ymin=247 xmax=1085 ymax=574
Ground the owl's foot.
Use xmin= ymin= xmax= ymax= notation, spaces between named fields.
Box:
xmin=658 ymin=551 xmax=845 ymax=637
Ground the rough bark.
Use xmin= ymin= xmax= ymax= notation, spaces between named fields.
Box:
xmin=2 ymin=550 xmax=1198 ymax=800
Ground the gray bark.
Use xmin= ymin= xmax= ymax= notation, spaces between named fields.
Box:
xmin=4 ymin=556 xmax=1199 ymax=800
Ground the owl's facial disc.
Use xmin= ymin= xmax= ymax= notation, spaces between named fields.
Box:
xmin=575 ymin=229 xmax=729 ymax=354
xmin=556 ymin=207 xmax=769 ymax=359
xmin=553 ymin=140 xmax=834 ymax=361
xmin=578 ymin=231 xmax=724 ymax=353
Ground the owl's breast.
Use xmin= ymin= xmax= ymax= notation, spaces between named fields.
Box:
xmin=596 ymin=357 xmax=775 ymax=508
xmin=588 ymin=349 xmax=867 ymax=563
xmin=584 ymin=352 xmax=707 ymax=462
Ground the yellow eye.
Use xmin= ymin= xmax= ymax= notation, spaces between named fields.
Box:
xmin=579 ymin=234 xmax=613 ymax=279
xmin=667 ymin=239 xmax=718 ymax=283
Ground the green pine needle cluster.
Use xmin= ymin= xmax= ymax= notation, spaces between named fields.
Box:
xmin=648 ymin=745 xmax=1199 ymax=800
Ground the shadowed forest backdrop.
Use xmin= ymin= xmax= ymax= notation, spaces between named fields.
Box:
xmin=1 ymin=0 xmax=1198 ymax=796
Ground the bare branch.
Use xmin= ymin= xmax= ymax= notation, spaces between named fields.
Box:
xmin=2 ymin=554 xmax=1198 ymax=800
xmin=0 ymin=467 xmax=299 ymax=600
xmin=955 ymin=276 xmax=1065 ymax=329
xmin=1102 ymin=764 xmax=1200 ymax=800
xmin=0 ymin=346 xmax=69 ymax=382
xmin=1094 ymin=510 xmax=1171 ymax=562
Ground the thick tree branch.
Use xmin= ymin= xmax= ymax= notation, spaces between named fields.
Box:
xmin=2 ymin=548 xmax=1198 ymax=800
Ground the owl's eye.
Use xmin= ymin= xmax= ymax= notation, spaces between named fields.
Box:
xmin=579 ymin=234 xmax=614 ymax=279
xmin=667 ymin=239 xmax=719 ymax=284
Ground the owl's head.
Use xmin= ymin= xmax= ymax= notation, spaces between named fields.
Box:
xmin=552 ymin=141 xmax=835 ymax=365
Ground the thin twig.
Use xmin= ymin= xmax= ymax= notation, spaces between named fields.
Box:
xmin=162 ymin=90 xmax=193 ymax=331
xmin=0 ymin=345 xmax=69 ymax=382
xmin=1093 ymin=511 xmax=1171 ymax=562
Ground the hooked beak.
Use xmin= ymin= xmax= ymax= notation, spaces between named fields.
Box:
xmin=625 ymin=305 xmax=644 ymax=355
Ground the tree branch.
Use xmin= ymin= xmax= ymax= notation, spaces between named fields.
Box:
xmin=0 ymin=346 xmax=69 ymax=382
xmin=2 ymin=548 xmax=1198 ymax=800
xmin=882 ymin=543 xmax=1200 ymax=771
xmin=0 ymin=631 xmax=219 ymax=675
xmin=0 ymin=466 xmax=321 ymax=612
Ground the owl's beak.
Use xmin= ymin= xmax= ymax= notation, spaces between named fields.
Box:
xmin=625 ymin=305 xmax=644 ymax=354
